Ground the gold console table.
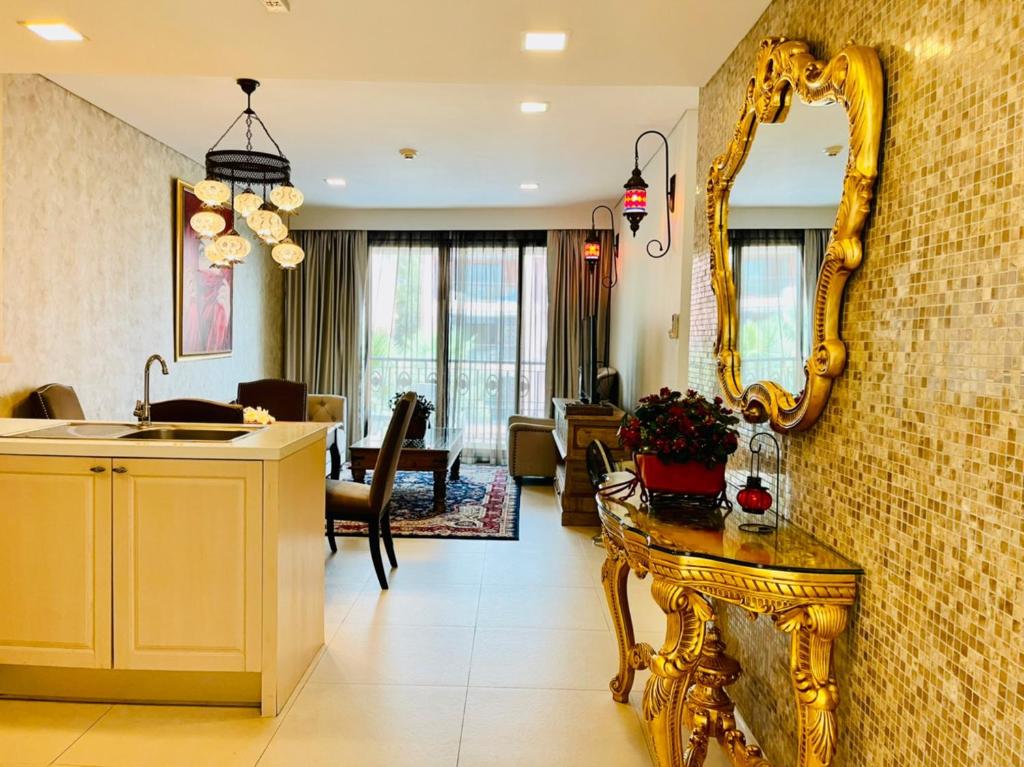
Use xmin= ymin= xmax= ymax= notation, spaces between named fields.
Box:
xmin=597 ymin=483 xmax=861 ymax=767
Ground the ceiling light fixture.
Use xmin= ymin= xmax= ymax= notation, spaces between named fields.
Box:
xmin=190 ymin=78 xmax=305 ymax=270
xmin=622 ymin=130 xmax=676 ymax=259
xmin=19 ymin=20 xmax=85 ymax=41
xmin=584 ymin=205 xmax=619 ymax=288
xmin=325 ymin=178 xmax=347 ymax=187
xmin=523 ymin=31 xmax=567 ymax=51
xmin=520 ymin=101 xmax=549 ymax=114
xmin=520 ymin=183 xmax=540 ymax=191
xmin=399 ymin=147 xmax=418 ymax=160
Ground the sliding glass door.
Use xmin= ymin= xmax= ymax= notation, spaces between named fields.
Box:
xmin=367 ymin=232 xmax=547 ymax=463
xmin=366 ymin=235 xmax=439 ymax=436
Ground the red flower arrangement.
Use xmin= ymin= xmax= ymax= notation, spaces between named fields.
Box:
xmin=618 ymin=388 xmax=740 ymax=468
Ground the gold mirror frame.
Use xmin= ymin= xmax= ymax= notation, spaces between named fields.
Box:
xmin=707 ymin=38 xmax=883 ymax=432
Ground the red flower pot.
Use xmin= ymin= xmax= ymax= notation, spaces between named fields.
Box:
xmin=635 ymin=454 xmax=726 ymax=495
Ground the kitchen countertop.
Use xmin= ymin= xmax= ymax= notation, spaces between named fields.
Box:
xmin=0 ymin=418 xmax=328 ymax=461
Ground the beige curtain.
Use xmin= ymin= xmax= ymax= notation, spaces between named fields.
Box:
xmin=284 ymin=230 xmax=369 ymax=445
xmin=545 ymin=229 xmax=613 ymax=407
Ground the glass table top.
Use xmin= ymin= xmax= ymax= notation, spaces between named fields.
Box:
xmin=598 ymin=473 xmax=863 ymax=575
xmin=352 ymin=428 xmax=462 ymax=452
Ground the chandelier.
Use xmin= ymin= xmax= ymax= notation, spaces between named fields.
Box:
xmin=189 ymin=78 xmax=305 ymax=269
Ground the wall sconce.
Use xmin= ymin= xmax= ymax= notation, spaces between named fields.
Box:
xmin=584 ymin=204 xmax=620 ymax=289
xmin=622 ymin=130 xmax=676 ymax=259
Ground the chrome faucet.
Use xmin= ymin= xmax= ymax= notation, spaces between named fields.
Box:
xmin=133 ymin=354 xmax=169 ymax=426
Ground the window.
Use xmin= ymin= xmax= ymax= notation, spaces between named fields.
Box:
xmin=730 ymin=230 xmax=808 ymax=393
xmin=366 ymin=237 xmax=439 ymax=436
xmin=367 ymin=232 xmax=547 ymax=462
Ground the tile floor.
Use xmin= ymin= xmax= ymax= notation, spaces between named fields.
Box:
xmin=0 ymin=484 xmax=737 ymax=767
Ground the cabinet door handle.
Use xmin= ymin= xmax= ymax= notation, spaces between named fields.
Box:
xmin=112 ymin=466 xmax=128 ymax=474
xmin=90 ymin=466 xmax=106 ymax=473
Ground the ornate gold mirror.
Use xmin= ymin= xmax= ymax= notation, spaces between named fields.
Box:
xmin=707 ymin=38 xmax=883 ymax=432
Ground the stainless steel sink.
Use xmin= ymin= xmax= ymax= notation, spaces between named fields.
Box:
xmin=119 ymin=427 xmax=251 ymax=442
xmin=8 ymin=422 xmax=257 ymax=442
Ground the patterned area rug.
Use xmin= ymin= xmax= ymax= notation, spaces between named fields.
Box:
xmin=333 ymin=464 xmax=520 ymax=540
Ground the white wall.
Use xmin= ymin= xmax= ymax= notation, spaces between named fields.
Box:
xmin=729 ymin=205 xmax=835 ymax=228
xmin=292 ymin=202 xmax=612 ymax=231
xmin=608 ymin=110 xmax=699 ymax=410
xmin=0 ymin=75 xmax=283 ymax=418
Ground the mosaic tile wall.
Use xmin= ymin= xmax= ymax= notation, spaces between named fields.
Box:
xmin=688 ymin=1 xmax=1024 ymax=764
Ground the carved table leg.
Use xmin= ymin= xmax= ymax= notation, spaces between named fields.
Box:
xmin=683 ymin=625 xmax=740 ymax=765
xmin=776 ymin=605 xmax=849 ymax=767
xmin=682 ymin=623 xmax=773 ymax=767
xmin=600 ymin=550 xmax=636 ymax=703
xmin=641 ymin=580 xmax=714 ymax=767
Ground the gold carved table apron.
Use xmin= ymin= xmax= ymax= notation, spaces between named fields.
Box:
xmin=597 ymin=487 xmax=861 ymax=767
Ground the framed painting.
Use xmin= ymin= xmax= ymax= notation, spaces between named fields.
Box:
xmin=174 ymin=179 xmax=233 ymax=360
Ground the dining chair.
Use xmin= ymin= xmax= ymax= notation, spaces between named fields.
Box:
xmin=148 ymin=398 xmax=244 ymax=423
xmin=28 ymin=383 xmax=86 ymax=420
xmin=236 ymin=378 xmax=307 ymax=422
xmin=324 ymin=391 xmax=416 ymax=589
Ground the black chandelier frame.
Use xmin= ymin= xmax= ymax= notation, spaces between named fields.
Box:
xmin=205 ymin=78 xmax=293 ymax=190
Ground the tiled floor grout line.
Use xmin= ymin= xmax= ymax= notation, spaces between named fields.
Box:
xmin=454 ymin=623 xmax=479 ymax=766
xmin=47 ymin=703 xmax=114 ymax=766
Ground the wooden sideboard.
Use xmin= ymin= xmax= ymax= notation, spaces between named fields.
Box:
xmin=552 ymin=397 xmax=627 ymax=526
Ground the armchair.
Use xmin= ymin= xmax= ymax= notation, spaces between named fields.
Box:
xmin=508 ymin=415 xmax=558 ymax=481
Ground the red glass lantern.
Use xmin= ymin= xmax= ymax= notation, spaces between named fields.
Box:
xmin=583 ymin=232 xmax=601 ymax=268
xmin=736 ymin=475 xmax=773 ymax=514
xmin=623 ymin=165 xmax=648 ymax=235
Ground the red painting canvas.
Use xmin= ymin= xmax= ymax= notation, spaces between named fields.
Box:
xmin=175 ymin=180 xmax=233 ymax=359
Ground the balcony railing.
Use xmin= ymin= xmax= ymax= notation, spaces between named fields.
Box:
xmin=367 ymin=355 xmax=547 ymax=445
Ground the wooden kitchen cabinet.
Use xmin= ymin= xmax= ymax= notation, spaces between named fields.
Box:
xmin=0 ymin=455 xmax=113 ymax=669
xmin=111 ymin=458 xmax=263 ymax=673
xmin=0 ymin=456 xmax=262 ymax=674
xmin=0 ymin=422 xmax=326 ymax=715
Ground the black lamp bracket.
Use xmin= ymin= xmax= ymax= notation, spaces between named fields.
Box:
xmin=590 ymin=204 xmax=619 ymax=289
xmin=632 ymin=130 xmax=674 ymax=259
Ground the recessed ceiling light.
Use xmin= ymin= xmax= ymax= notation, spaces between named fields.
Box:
xmin=19 ymin=20 xmax=85 ymax=41
xmin=520 ymin=183 xmax=539 ymax=191
xmin=520 ymin=101 xmax=549 ymax=114
xmin=523 ymin=31 xmax=567 ymax=52
xmin=325 ymin=178 xmax=347 ymax=187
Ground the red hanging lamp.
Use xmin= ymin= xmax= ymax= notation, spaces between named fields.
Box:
xmin=737 ymin=431 xmax=782 ymax=534
xmin=737 ymin=475 xmax=773 ymax=513
xmin=622 ymin=130 xmax=676 ymax=259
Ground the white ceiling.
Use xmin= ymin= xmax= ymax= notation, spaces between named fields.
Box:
xmin=730 ymin=98 xmax=851 ymax=207
xmin=49 ymin=76 xmax=697 ymax=207
xmin=3 ymin=0 xmax=771 ymax=208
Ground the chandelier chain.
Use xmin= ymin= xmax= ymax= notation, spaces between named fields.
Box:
xmin=245 ymin=112 xmax=254 ymax=153
xmin=250 ymin=113 xmax=287 ymax=159
xmin=207 ymin=111 xmax=246 ymax=154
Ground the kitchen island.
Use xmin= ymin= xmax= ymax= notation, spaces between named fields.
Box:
xmin=0 ymin=418 xmax=327 ymax=716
